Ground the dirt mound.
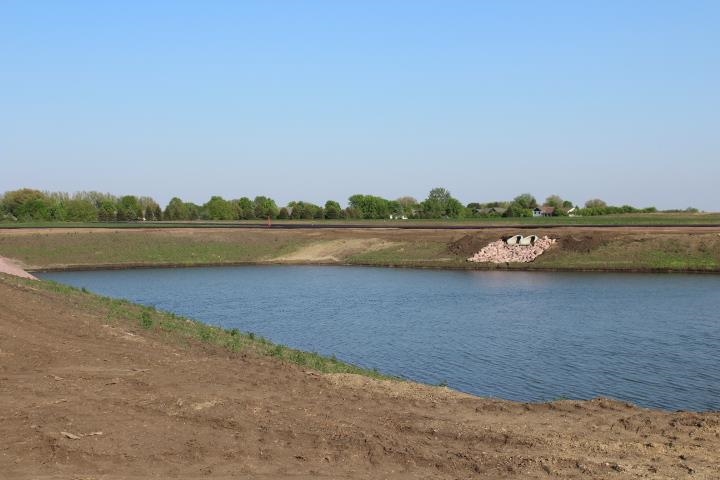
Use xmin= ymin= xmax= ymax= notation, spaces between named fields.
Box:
xmin=556 ymin=232 xmax=613 ymax=253
xmin=447 ymin=233 xmax=499 ymax=257
xmin=2 ymin=274 xmax=720 ymax=479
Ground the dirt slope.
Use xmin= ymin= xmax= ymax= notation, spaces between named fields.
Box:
xmin=2 ymin=226 xmax=720 ymax=273
xmin=272 ymin=238 xmax=400 ymax=263
xmin=0 ymin=256 xmax=37 ymax=279
xmin=1 ymin=275 xmax=718 ymax=479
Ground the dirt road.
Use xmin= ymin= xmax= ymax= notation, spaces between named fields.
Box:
xmin=1 ymin=274 xmax=718 ymax=479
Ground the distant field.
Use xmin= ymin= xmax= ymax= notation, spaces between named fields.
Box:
xmin=1 ymin=212 xmax=720 ymax=229
xmin=1 ymin=225 xmax=719 ymax=273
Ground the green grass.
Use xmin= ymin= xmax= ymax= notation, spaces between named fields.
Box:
xmin=0 ymin=230 xmax=309 ymax=267
xmin=2 ymin=223 xmax=720 ymax=273
xmin=346 ymin=241 xmax=464 ymax=267
xmin=5 ymin=275 xmax=389 ymax=379
xmin=140 ymin=309 xmax=154 ymax=329
xmin=451 ymin=212 xmax=720 ymax=226
xmin=1 ymin=212 xmax=719 ymax=229
xmin=532 ymin=234 xmax=720 ymax=271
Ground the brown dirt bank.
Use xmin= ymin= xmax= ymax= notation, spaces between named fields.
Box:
xmin=1 ymin=226 xmax=720 ymax=273
xmin=0 ymin=256 xmax=37 ymax=279
xmin=1 ymin=275 xmax=719 ymax=479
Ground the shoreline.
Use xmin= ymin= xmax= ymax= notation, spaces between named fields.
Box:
xmin=2 ymin=226 xmax=720 ymax=276
xmin=12 ymin=272 xmax=718 ymax=414
xmin=28 ymin=259 xmax=720 ymax=274
xmin=30 ymin=267 xmax=720 ymax=414
xmin=6 ymin=272 xmax=717 ymax=414
xmin=2 ymin=273 xmax=719 ymax=478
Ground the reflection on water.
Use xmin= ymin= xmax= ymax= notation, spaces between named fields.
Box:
xmin=40 ymin=266 xmax=720 ymax=411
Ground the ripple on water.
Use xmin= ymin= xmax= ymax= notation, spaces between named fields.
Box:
xmin=39 ymin=267 xmax=720 ymax=411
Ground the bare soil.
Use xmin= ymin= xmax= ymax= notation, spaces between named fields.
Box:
xmin=447 ymin=228 xmax=718 ymax=258
xmin=0 ymin=256 xmax=37 ymax=280
xmin=272 ymin=238 xmax=401 ymax=263
xmin=1 ymin=275 xmax=719 ymax=479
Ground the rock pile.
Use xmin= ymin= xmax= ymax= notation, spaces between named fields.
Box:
xmin=467 ymin=236 xmax=556 ymax=264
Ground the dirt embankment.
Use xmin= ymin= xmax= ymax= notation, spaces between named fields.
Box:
xmin=1 ymin=275 xmax=719 ymax=479
xmin=449 ymin=231 xmax=615 ymax=258
xmin=450 ymin=228 xmax=720 ymax=272
xmin=1 ymin=226 xmax=720 ymax=272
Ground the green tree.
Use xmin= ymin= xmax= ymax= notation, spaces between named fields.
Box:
xmin=348 ymin=194 xmax=391 ymax=219
xmin=324 ymin=205 xmax=340 ymax=219
xmin=324 ymin=200 xmax=341 ymax=219
xmin=164 ymin=197 xmax=189 ymax=220
xmin=287 ymin=201 xmax=321 ymax=219
xmin=545 ymin=194 xmax=564 ymax=209
xmin=64 ymin=198 xmax=98 ymax=222
xmin=503 ymin=193 xmax=537 ymax=217
xmin=82 ymin=192 xmax=117 ymax=220
xmin=344 ymin=206 xmax=361 ymax=219
xmin=46 ymin=199 xmax=67 ymax=221
xmin=0 ymin=195 xmax=9 ymax=220
xmin=97 ymin=199 xmax=118 ymax=221
xmin=236 ymin=197 xmax=255 ymax=219
xmin=253 ymin=196 xmax=279 ymax=219
xmin=396 ymin=196 xmax=419 ymax=217
xmin=504 ymin=202 xmax=533 ymax=217
xmin=420 ymin=188 xmax=463 ymax=218
xmin=288 ymin=201 xmax=303 ymax=219
xmin=446 ymin=198 xmax=464 ymax=217
xmin=185 ymin=202 xmax=200 ymax=220
xmin=204 ymin=196 xmax=234 ymax=220
xmin=116 ymin=195 xmax=142 ymax=221
xmin=138 ymin=196 xmax=161 ymax=221
xmin=1 ymin=188 xmax=52 ymax=221
xmin=300 ymin=204 xmax=315 ymax=219
xmin=585 ymin=198 xmax=607 ymax=209
xmin=513 ymin=193 xmax=538 ymax=210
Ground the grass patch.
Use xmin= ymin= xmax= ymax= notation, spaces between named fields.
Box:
xmin=4 ymin=275 xmax=389 ymax=379
xmin=2 ymin=212 xmax=720 ymax=228
xmin=347 ymin=241 xmax=464 ymax=267
xmin=140 ymin=309 xmax=154 ymax=329
xmin=2 ymin=224 xmax=719 ymax=273
xmin=0 ymin=230 xmax=308 ymax=268
xmin=532 ymin=234 xmax=720 ymax=271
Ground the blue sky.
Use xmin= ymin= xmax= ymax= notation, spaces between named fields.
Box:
xmin=2 ymin=1 xmax=718 ymax=210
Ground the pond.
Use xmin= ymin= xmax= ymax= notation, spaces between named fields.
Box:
xmin=40 ymin=266 xmax=720 ymax=411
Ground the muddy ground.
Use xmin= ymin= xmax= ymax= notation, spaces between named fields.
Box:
xmin=1 ymin=274 xmax=719 ymax=479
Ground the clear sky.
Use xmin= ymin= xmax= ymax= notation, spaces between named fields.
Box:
xmin=2 ymin=1 xmax=718 ymax=210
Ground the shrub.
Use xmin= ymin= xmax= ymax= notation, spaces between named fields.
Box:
xmin=140 ymin=310 xmax=153 ymax=329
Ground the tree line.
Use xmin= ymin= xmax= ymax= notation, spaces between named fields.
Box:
xmin=0 ymin=187 xmax=673 ymax=223
xmin=468 ymin=194 xmax=661 ymax=218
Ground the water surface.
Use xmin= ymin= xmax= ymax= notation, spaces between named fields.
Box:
xmin=40 ymin=266 xmax=720 ymax=411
